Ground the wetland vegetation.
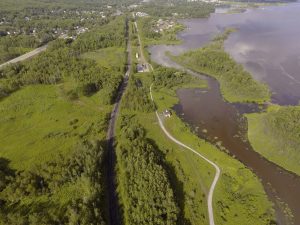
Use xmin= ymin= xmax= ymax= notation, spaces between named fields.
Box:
xmin=172 ymin=29 xmax=271 ymax=103
xmin=247 ymin=105 xmax=300 ymax=176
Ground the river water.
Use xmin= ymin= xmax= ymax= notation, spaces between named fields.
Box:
xmin=149 ymin=2 xmax=300 ymax=225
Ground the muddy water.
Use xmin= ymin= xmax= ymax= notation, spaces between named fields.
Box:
xmin=173 ymin=81 xmax=300 ymax=225
xmin=148 ymin=3 xmax=300 ymax=224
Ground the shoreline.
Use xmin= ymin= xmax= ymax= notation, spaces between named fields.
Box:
xmin=145 ymin=9 xmax=299 ymax=224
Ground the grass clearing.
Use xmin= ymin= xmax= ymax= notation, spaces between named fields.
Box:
xmin=0 ymin=84 xmax=110 ymax=170
xmin=247 ymin=105 xmax=300 ymax=176
xmin=82 ymin=47 xmax=125 ymax=72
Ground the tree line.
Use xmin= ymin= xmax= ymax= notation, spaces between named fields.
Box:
xmin=0 ymin=17 xmax=126 ymax=103
xmin=116 ymin=115 xmax=179 ymax=225
xmin=122 ymin=75 xmax=155 ymax=112
xmin=0 ymin=141 xmax=106 ymax=225
xmin=140 ymin=2 xmax=215 ymax=18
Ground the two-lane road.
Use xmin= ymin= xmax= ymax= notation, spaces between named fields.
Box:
xmin=106 ymin=18 xmax=131 ymax=225
xmin=0 ymin=45 xmax=47 ymax=69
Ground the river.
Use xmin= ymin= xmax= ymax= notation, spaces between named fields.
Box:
xmin=149 ymin=2 xmax=300 ymax=225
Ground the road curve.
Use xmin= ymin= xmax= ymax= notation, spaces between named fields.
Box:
xmin=0 ymin=45 xmax=48 ymax=69
xmin=150 ymin=84 xmax=220 ymax=225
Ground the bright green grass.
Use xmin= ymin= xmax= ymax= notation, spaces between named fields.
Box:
xmin=117 ymin=71 xmax=275 ymax=225
xmin=246 ymin=105 xmax=300 ymax=176
xmin=0 ymin=84 xmax=111 ymax=170
xmin=82 ymin=47 xmax=125 ymax=72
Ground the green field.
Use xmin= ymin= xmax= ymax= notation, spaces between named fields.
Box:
xmin=82 ymin=47 xmax=125 ymax=72
xmin=171 ymin=30 xmax=271 ymax=103
xmin=0 ymin=84 xmax=110 ymax=170
xmin=0 ymin=83 xmax=111 ymax=224
xmin=247 ymin=105 xmax=300 ymax=176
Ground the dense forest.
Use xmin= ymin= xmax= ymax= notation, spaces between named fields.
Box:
xmin=122 ymin=75 xmax=155 ymax=112
xmin=172 ymin=30 xmax=271 ymax=103
xmin=247 ymin=106 xmax=300 ymax=175
xmin=116 ymin=115 xmax=179 ymax=225
xmin=152 ymin=66 xmax=198 ymax=89
xmin=0 ymin=141 xmax=106 ymax=225
xmin=116 ymin=63 xmax=181 ymax=224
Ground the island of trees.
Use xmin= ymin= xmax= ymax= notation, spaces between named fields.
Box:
xmin=172 ymin=29 xmax=271 ymax=103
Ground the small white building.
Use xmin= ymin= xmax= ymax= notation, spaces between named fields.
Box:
xmin=163 ymin=109 xmax=172 ymax=118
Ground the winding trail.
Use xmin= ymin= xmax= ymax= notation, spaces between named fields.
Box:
xmin=149 ymin=84 xmax=220 ymax=225
xmin=134 ymin=14 xmax=220 ymax=225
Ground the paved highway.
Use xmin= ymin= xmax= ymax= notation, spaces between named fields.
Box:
xmin=0 ymin=45 xmax=48 ymax=69
xmin=106 ymin=18 xmax=131 ymax=225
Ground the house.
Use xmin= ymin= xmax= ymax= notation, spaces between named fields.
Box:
xmin=137 ymin=64 xmax=144 ymax=73
xmin=135 ymin=12 xmax=149 ymax=17
xmin=163 ymin=109 xmax=172 ymax=118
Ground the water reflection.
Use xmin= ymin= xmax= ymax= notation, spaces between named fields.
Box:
xmin=150 ymin=1 xmax=300 ymax=105
xmin=149 ymin=2 xmax=300 ymax=224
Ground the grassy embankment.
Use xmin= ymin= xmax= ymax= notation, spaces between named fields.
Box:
xmin=171 ymin=29 xmax=271 ymax=103
xmin=246 ymin=105 xmax=300 ymax=176
xmin=0 ymin=17 xmax=126 ymax=224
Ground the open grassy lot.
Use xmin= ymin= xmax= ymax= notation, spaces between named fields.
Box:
xmin=82 ymin=47 xmax=125 ymax=73
xmin=0 ymin=84 xmax=110 ymax=170
xmin=247 ymin=105 xmax=300 ymax=176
